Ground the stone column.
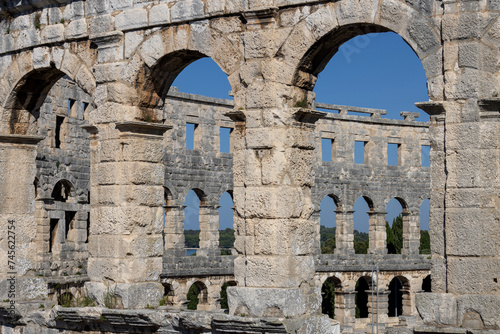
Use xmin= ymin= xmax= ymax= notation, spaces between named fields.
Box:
xmin=84 ymin=121 xmax=171 ymax=309
xmin=163 ymin=204 xmax=186 ymax=257
xmin=367 ymin=289 xmax=389 ymax=326
xmin=311 ymin=209 xmax=321 ymax=255
xmin=401 ymin=211 xmax=420 ymax=257
xmin=198 ymin=204 xmax=220 ymax=257
xmin=335 ymin=291 xmax=356 ymax=327
xmin=227 ymin=108 xmax=324 ymax=320
xmin=0 ymin=134 xmax=48 ymax=305
xmin=368 ymin=211 xmax=387 ymax=255
xmin=335 ymin=210 xmax=355 ymax=255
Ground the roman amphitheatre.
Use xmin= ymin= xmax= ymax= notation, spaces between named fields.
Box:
xmin=0 ymin=0 xmax=498 ymax=333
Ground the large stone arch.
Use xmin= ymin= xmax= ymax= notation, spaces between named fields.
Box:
xmin=274 ymin=0 xmax=442 ymax=101
xmin=0 ymin=46 xmax=96 ymax=135
xmin=121 ymin=22 xmax=244 ymax=114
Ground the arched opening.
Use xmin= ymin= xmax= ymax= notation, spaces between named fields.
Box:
xmin=161 ymin=283 xmax=174 ymax=306
xmin=385 ymin=198 xmax=406 ymax=254
xmin=218 ymin=191 xmax=234 ymax=255
xmin=320 ymin=195 xmax=338 ymax=254
xmin=220 ymin=280 xmax=237 ymax=311
xmin=321 ymin=276 xmax=342 ymax=319
xmin=186 ymin=281 xmax=208 ymax=310
xmin=388 ymin=276 xmax=410 ymax=317
xmin=419 ymin=199 xmax=431 ymax=254
xmin=304 ymin=28 xmax=428 ymax=122
xmin=422 ymin=275 xmax=432 ymax=292
xmin=353 ymin=197 xmax=372 ymax=254
xmin=183 ymin=189 xmax=205 ymax=256
xmin=52 ymin=180 xmax=74 ymax=202
xmin=162 ymin=187 xmax=173 ymax=248
xmin=355 ymin=276 xmax=371 ymax=318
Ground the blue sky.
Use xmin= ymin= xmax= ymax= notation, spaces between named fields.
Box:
xmin=173 ymin=32 xmax=430 ymax=233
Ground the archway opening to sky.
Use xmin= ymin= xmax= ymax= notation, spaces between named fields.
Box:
xmin=184 ymin=189 xmax=203 ymax=255
xmin=313 ymin=32 xmax=428 ymax=121
xmin=313 ymin=31 xmax=429 ymax=247
xmin=420 ymin=199 xmax=431 ymax=254
xmin=353 ymin=197 xmax=370 ymax=254
xmin=385 ymin=198 xmax=404 ymax=254
xmin=172 ymin=58 xmax=234 ymax=244
xmin=320 ymin=195 xmax=337 ymax=254
xmin=218 ymin=191 xmax=235 ymax=255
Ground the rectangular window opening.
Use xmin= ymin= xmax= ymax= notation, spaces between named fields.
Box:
xmin=220 ymin=127 xmax=232 ymax=153
xmin=65 ymin=211 xmax=76 ymax=241
xmin=49 ymin=219 xmax=59 ymax=253
xmin=85 ymin=214 xmax=90 ymax=244
xmin=68 ymin=99 xmax=75 ymax=117
xmin=387 ymin=143 xmax=400 ymax=166
xmin=186 ymin=123 xmax=198 ymax=150
xmin=421 ymin=145 xmax=431 ymax=167
xmin=354 ymin=141 xmax=366 ymax=164
xmin=322 ymin=138 xmax=333 ymax=162
xmin=82 ymin=102 xmax=89 ymax=117
xmin=55 ymin=116 xmax=65 ymax=148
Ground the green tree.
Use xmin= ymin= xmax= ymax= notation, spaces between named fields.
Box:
xmin=184 ymin=230 xmax=200 ymax=248
xmin=321 ymin=236 xmax=336 ymax=254
xmin=386 ymin=215 xmax=403 ymax=254
xmin=321 ymin=279 xmax=336 ymax=318
xmin=186 ymin=284 xmax=200 ymax=310
xmin=220 ymin=283 xmax=229 ymax=309
xmin=354 ymin=230 xmax=369 ymax=254
xmin=419 ymin=230 xmax=431 ymax=254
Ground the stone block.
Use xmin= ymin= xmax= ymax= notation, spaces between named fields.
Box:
xmin=115 ymin=8 xmax=148 ymax=31
xmin=457 ymin=294 xmax=500 ymax=329
xmin=64 ymin=19 xmax=88 ymax=39
xmin=415 ymin=292 xmax=457 ymax=326
xmin=447 ymin=257 xmax=500 ymax=294
xmin=227 ymin=286 xmax=307 ymax=317
xmin=149 ymin=4 xmax=170 ymax=26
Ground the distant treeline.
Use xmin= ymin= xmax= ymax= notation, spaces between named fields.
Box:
xmin=184 ymin=216 xmax=430 ymax=255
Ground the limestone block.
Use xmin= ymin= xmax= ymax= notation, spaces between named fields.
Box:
xmin=244 ymin=186 xmax=304 ymax=219
xmin=406 ymin=14 xmax=440 ymax=56
xmin=210 ymin=17 xmax=242 ymax=35
xmin=227 ymin=286 xmax=306 ymax=317
xmin=10 ymin=14 xmax=30 ymax=32
xmin=137 ymin=33 xmax=166 ymax=68
xmin=377 ymin=0 xmax=411 ymax=33
xmin=170 ymin=0 xmax=205 ymax=22
xmin=118 ymin=162 xmax=164 ymax=185
xmin=91 ymin=206 xmax=160 ymax=235
xmin=63 ymin=1 xmax=86 ymax=21
xmin=447 ymin=257 xmax=500 ymax=294
xmin=304 ymin=3 xmax=337 ymax=40
xmin=88 ymin=14 xmax=114 ymax=36
xmin=64 ymin=19 xmax=88 ymax=40
xmin=242 ymin=255 xmax=315 ymax=288
xmin=445 ymin=208 xmax=499 ymax=256
xmin=16 ymin=29 xmax=40 ymax=50
xmin=41 ymin=24 xmax=64 ymax=44
xmin=415 ymin=292 xmax=457 ymax=326
xmin=457 ymin=295 xmax=500 ymax=329
xmin=124 ymin=31 xmax=143 ymax=59
xmin=278 ymin=21 xmax=316 ymax=64
xmin=149 ymin=4 xmax=171 ymax=26
xmin=74 ymin=65 xmax=95 ymax=96
xmin=115 ymin=8 xmax=148 ymax=31
xmin=335 ymin=0 xmax=377 ymax=26
xmin=442 ymin=12 xmax=496 ymax=42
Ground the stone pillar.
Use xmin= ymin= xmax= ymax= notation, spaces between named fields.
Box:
xmin=335 ymin=291 xmax=356 ymax=328
xmin=311 ymin=209 xmax=321 ymax=255
xmin=367 ymin=289 xmax=389 ymax=326
xmin=401 ymin=211 xmax=420 ymax=257
xmin=84 ymin=121 xmax=171 ymax=309
xmin=227 ymin=108 xmax=324 ymax=320
xmin=198 ymin=204 xmax=220 ymax=257
xmin=368 ymin=211 xmax=387 ymax=255
xmin=0 ymin=134 xmax=48 ymax=305
xmin=163 ymin=204 xmax=186 ymax=257
xmin=335 ymin=210 xmax=355 ymax=255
